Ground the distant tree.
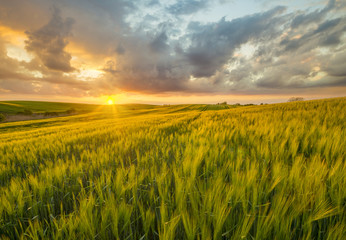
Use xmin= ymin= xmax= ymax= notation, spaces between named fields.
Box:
xmin=217 ymin=101 xmax=227 ymax=105
xmin=0 ymin=113 xmax=5 ymax=122
xmin=288 ymin=97 xmax=304 ymax=102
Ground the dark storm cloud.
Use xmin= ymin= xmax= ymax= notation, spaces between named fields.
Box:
xmin=0 ymin=0 xmax=136 ymax=55
xmin=184 ymin=6 xmax=287 ymax=78
xmin=0 ymin=0 xmax=134 ymax=97
xmin=322 ymin=50 xmax=346 ymax=78
xmin=0 ymin=33 xmax=103 ymax=97
xmin=1 ymin=0 xmax=346 ymax=98
xmin=316 ymin=18 xmax=346 ymax=46
xmin=150 ymin=32 xmax=169 ymax=53
xmin=231 ymin=0 xmax=346 ymax=91
xmin=25 ymin=8 xmax=75 ymax=72
xmin=103 ymin=39 xmax=187 ymax=93
xmin=290 ymin=0 xmax=336 ymax=29
xmin=62 ymin=0 xmax=136 ymax=55
xmin=116 ymin=44 xmax=126 ymax=55
xmin=314 ymin=17 xmax=342 ymax=34
xmin=281 ymin=16 xmax=346 ymax=53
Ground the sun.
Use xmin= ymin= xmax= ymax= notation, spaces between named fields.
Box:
xmin=103 ymin=95 xmax=124 ymax=105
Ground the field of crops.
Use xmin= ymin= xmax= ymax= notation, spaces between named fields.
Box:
xmin=0 ymin=98 xmax=345 ymax=239
xmin=0 ymin=101 xmax=101 ymax=114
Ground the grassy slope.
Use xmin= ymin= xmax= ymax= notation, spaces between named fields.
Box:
xmin=0 ymin=102 xmax=237 ymax=131
xmin=0 ymin=97 xmax=345 ymax=239
xmin=0 ymin=101 xmax=231 ymax=115
xmin=0 ymin=101 xmax=102 ymax=114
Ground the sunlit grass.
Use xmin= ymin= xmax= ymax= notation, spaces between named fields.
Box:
xmin=0 ymin=97 xmax=345 ymax=239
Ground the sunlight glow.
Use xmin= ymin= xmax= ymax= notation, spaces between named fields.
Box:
xmin=77 ymin=69 xmax=103 ymax=81
xmin=107 ymin=99 xmax=114 ymax=105
xmin=6 ymin=45 xmax=34 ymax=62
xmin=100 ymin=94 xmax=129 ymax=105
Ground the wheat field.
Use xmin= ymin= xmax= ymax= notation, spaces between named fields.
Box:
xmin=0 ymin=98 xmax=345 ymax=239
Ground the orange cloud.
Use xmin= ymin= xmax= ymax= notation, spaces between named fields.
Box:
xmin=0 ymin=25 xmax=27 ymax=44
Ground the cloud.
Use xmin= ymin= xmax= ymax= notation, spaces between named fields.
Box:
xmin=116 ymin=44 xmax=126 ymax=55
xmin=280 ymin=17 xmax=346 ymax=53
xmin=0 ymin=0 xmax=346 ymax=99
xmin=150 ymin=32 xmax=169 ymax=53
xmin=25 ymin=8 xmax=75 ymax=72
xmin=321 ymin=50 xmax=346 ymax=78
xmin=167 ymin=0 xmax=209 ymax=15
xmin=290 ymin=0 xmax=334 ymax=29
xmin=0 ymin=0 xmax=51 ymax=30
xmin=89 ymin=1 xmax=346 ymax=94
xmin=184 ymin=6 xmax=287 ymax=78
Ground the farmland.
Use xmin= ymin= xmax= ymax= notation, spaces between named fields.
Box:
xmin=0 ymin=98 xmax=345 ymax=239
xmin=0 ymin=101 xmax=102 ymax=114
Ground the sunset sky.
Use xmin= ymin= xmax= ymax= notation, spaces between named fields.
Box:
xmin=0 ymin=0 xmax=345 ymax=104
